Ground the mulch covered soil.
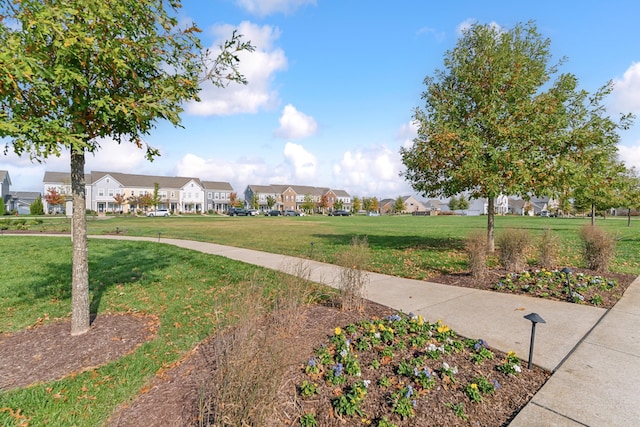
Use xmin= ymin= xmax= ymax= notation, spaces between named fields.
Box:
xmin=0 ymin=313 xmax=158 ymax=391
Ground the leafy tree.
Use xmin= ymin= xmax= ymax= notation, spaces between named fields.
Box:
xmin=30 ymin=195 xmax=45 ymax=215
xmin=113 ymin=193 xmax=126 ymax=214
xmin=229 ymin=192 xmax=238 ymax=208
xmin=401 ymin=21 xmax=632 ymax=251
xmin=615 ymin=167 xmax=640 ymax=227
xmin=151 ymin=183 xmax=161 ymax=210
xmin=362 ymin=197 xmax=373 ymax=212
xmin=371 ymin=197 xmax=380 ymax=213
xmin=0 ymin=0 xmax=252 ymax=334
xmin=352 ymin=196 xmax=362 ymax=212
xmin=448 ymin=196 xmax=460 ymax=211
xmin=393 ymin=196 xmax=406 ymax=214
xmin=318 ymin=194 xmax=329 ymax=213
xmin=45 ymin=187 xmax=66 ymax=214
xmin=334 ymin=199 xmax=344 ymax=210
xmin=266 ymin=195 xmax=276 ymax=210
xmin=251 ymin=192 xmax=260 ymax=210
xmin=0 ymin=194 xmax=6 ymax=215
xmin=301 ymin=194 xmax=314 ymax=212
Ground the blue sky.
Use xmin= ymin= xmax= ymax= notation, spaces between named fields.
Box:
xmin=2 ymin=0 xmax=640 ymax=199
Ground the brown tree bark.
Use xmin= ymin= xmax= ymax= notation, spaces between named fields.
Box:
xmin=70 ymin=148 xmax=90 ymax=335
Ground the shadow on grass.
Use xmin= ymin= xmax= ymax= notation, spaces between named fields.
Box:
xmin=311 ymin=233 xmax=465 ymax=251
xmin=23 ymin=241 xmax=171 ymax=322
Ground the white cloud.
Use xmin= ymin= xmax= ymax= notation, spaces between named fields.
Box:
xmin=274 ymin=104 xmax=318 ymax=139
xmin=397 ymin=120 xmax=419 ymax=149
xmin=332 ymin=144 xmax=411 ymax=198
xmin=618 ymin=141 xmax=640 ymax=170
xmin=235 ymin=0 xmax=316 ymax=17
xmin=187 ymin=21 xmax=288 ymax=116
xmin=612 ymin=62 xmax=640 ymax=113
xmin=283 ymin=142 xmax=317 ymax=181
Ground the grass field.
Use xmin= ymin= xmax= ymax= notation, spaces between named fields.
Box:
xmin=0 ymin=214 xmax=637 ymax=426
xmin=82 ymin=213 xmax=640 ymax=276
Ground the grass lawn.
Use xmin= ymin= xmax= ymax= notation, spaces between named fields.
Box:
xmin=0 ymin=214 xmax=637 ymax=425
xmin=82 ymin=213 xmax=640 ymax=276
xmin=0 ymin=236 xmax=327 ymax=426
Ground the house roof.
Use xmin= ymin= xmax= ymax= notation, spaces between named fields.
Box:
xmin=0 ymin=170 xmax=11 ymax=186
xmin=201 ymin=181 xmax=233 ymax=191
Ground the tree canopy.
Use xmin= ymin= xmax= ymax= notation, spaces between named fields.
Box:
xmin=401 ymin=21 xmax=632 ymax=250
xmin=0 ymin=0 xmax=252 ymax=334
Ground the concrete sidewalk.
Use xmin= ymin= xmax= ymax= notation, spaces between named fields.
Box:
xmin=92 ymin=235 xmax=640 ymax=426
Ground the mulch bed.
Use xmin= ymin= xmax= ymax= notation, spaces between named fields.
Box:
xmin=0 ymin=313 xmax=158 ymax=391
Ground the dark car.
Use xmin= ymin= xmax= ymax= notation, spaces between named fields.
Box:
xmin=227 ymin=208 xmax=248 ymax=216
xmin=330 ymin=209 xmax=351 ymax=216
xmin=267 ymin=210 xmax=281 ymax=216
xmin=284 ymin=210 xmax=299 ymax=216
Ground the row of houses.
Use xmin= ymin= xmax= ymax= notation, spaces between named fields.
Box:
xmin=40 ymin=171 xmax=353 ymax=215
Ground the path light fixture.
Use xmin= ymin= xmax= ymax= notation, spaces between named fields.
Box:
xmin=561 ymin=267 xmax=573 ymax=302
xmin=524 ymin=312 xmax=546 ymax=369
xmin=158 ymin=232 xmax=162 ymax=242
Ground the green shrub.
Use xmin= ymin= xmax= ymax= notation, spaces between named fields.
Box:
xmin=496 ymin=229 xmax=530 ymax=271
xmin=465 ymin=231 xmax=487 ymax=280
xmin=579 ymin=225 xmax=615 ymax=272
xmin=536 ymin=229 xmax=560 ymax=270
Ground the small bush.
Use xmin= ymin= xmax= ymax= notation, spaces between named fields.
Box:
xmin=579 ymin=225 xmax=615 ymax=272
xmin=335 ymin=235 xmax=370 ymax=312
xmin=536 ymin=229 xmax=560 ymax=270
xmin=496 ymin=229 xmax=530 ymax=272
xmin=465 ymin=231 xmax=487 ymax=280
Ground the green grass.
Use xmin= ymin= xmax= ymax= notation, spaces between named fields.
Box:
xmin=1 ymin=214 xmax=638 ymax=425
xmin=82 ymin=213 xmax=640 ymax=276
xmin=0 ymin=236 xmax=325 ymax=426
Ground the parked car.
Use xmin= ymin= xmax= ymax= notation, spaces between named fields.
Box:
xmin=227 ymin=208 xmax=248 ymax=216
xmin=247 ymin=209 xmax=260 ymax=216
xmin=284 ymin=210 xmax=299 ymax=216
xmin=330 ymin=209 xmax=351 ymax=216
xmin=267 ymin=210 xmax=281 ymax=216
xmin=147 ymin=209 xmax=170 ymax=217
xmin=366 ymin=211 xmax=380 ymax=216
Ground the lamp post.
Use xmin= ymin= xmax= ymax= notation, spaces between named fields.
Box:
xmin=561 ymin=267 xmax=573 ymax=301
xmin=524 ymin=312 xmax=546 ymax=369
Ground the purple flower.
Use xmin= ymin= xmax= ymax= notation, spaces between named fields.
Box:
xmin=493 ymin=379 xmax=501 ymax=389
xmin=333 ymin=363 xmax=343 ymax=377
xmin=387 ymin=314 xmax=402 ymax=322
xmin=308 ymin=357 xmax=317 ymax=367
xmin=405 ymin=384 xmax=414 ymax=398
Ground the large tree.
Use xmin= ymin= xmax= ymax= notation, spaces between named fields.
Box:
xmin=401 ymin=21 xmax=630 ymax=251
xmin=0 ymin=0 xmax=252 ymax=335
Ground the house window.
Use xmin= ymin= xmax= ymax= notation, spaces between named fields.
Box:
xmin=108 ymin=189 xmax=114 ymax=197
xmin=208 ymin=192 xmax=212 ymax=199
xmin=98 ymin=188 xmax=104 ymax=196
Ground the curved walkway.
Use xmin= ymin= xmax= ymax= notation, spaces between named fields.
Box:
xmin=13 ymin=234 xmax=640 ymax=425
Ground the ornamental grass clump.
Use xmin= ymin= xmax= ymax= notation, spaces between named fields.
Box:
xmin=579 ymin=225 xmax=616 ymax=273
xmin=496 ymin=228 xmax=531 ymax=271
xmin=536 ymin=228 xmax=560 ymax=270
xmin=464 ymin=231 xmax=488 ymax=280
xmin=199 ymin=271 xmax=308 ymax=426
xmin=336 ymin=235 xmax=370 ymax=312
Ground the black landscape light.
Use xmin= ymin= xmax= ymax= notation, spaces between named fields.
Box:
xmin=561 ymin=267 xmax=573 ymax=301
xmin=158 ymin=232 xmax=162 ymax=242
xmin=524 ymin=312 xmax=546 ymax=369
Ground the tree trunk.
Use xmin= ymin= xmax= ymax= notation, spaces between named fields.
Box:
xmin=628 ymin=208 xmax=631 ymax=227
xmin=70 ymin=148 xmax=90 ymax=336
xmin=590 ymin=203 xmax=595 ymax=226
xmin=487 ymin=197 xmax=495 ymax=252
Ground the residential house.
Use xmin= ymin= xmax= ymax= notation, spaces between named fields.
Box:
xmin=0 ymin=170 xmax=11 ymax=212
xmin=202 ymin=181 xmax=234 ymax=213
xmin=244 ymin=184 xmax=352 ymax=213
xmin=8 ymin=191 xmax=41 ymax=215
xmin=379 ymin=196 xmax=428 ymax=214
xmin=464 ymin=195 xmax=509 ymax=216
xmin=43 ymin=171 xmax=215 ymax=214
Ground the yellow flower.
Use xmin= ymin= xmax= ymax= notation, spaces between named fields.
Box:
xmin=378 ymin=324 xmax=386 ymax=332
xmin=471 ymin=383 xmax=478 ymax=390
xmin=437 ymin=324 xmax=450 ymax=334
xmin=334 ymin=327 xmax=342 ymax=335
xmin=387 ymin=327 xmax=394 ymax=334
xmin=507 ymin=350 xmax=517 ymax=357
xmin=417 ymin=315 xmax=424 ymax=326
